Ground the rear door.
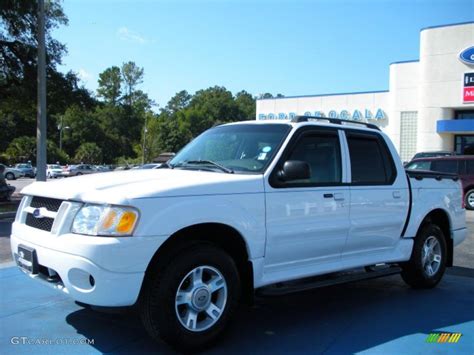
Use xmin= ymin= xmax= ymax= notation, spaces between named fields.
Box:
xmin=343 ymin=130 xmax=409 ymax=257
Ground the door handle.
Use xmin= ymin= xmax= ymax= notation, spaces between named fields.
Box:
xmin=393 ymin=191 xmax=401 ymax=199
xmin=334 ymin=193 xmax=345 ymax=201
xmin=323 ymin=193 xmax=344 ymax=201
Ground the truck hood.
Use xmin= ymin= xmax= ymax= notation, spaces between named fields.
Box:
xmin=21 ymin=169 xmax=264 ymax=204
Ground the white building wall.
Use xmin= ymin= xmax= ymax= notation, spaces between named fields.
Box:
xmin=256 ymin=22 xmax=474 ymax=157
xmin=418 ymin=23 xmax=474 ymax=151
xmin=388 ymin=61 xmax=420 ymax=152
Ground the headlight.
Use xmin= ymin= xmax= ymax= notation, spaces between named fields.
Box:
xmin=71 ymin=204 xmax=139 ymax=237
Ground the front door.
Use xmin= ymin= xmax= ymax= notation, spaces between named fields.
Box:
xmin=264 ymin=128 xmax=350 ymax=280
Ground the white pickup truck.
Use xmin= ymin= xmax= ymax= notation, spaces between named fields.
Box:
xmin=11 ymin=117 xmax=467 ymax=350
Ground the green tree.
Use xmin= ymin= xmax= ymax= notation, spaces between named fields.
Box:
xmin=5 ymin=136 xmax=36 ymax=162
xmin=6 ymin=136 xmax=68 ymax=163
xmin=164 ymin=90 xmax=191 ymax=115
xmin=0 ymin=0 xmax=96 ymax=152
xmin=121 ymin=61 xmax=144 ymax=106
xmin=75 ymin=142 xmax=102 ymax=164
xmin=235 ymin=90 xmax=256 ymax=120
xmin=97 ymin=66 xmax=122 ymax=105
xmin=60 ymin=105 xmax=104 ymax=158
xmin=155 ymin=116 xmax=192 ymax=153
xmin=0 ymin=0 xmax=67 ymax=84
xmin=47 ymin=140 xmax=69 ymax=164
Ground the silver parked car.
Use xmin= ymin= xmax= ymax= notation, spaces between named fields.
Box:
xmin=0 ymin=164 xmax=25 ymax=180
xmin=63 ymin=164 xmax=96 ymax=177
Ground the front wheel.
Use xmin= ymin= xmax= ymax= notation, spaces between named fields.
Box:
xmin=140 ymin=244 xmax=241 ymax=351
xmin=5 ymin=172 xmax=15 ymax=180
xmin=465 ymin=189 xmax=474 ymax=210
xmin=401 ymin=224 xmax=446 ymax=289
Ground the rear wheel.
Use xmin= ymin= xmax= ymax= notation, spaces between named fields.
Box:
xmin=465 ymin=189 xmax=474 ymax=210
xmin=401 ymin=224 xmax=446 ymax=289
xmin=140 ymin=244 xmax=240 ymax=351
xmin=5 ymin=172 xmax=15 ymax=180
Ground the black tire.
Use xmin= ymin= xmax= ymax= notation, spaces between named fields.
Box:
xmin=76 ymin=172 xmax=82 ymax=176
xmin=140 ymin=244 xmax=241 ymax=351
xmin=5 ymin=172 xmax=15 ymax=180
xmin=465 ymin=189 xmax=474 ymax=210
xmin=401 ymin=224 xmax=447 ymax=289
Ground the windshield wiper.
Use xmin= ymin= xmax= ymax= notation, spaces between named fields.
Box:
xmin=180 ymin=160 xmax=234 ymax=174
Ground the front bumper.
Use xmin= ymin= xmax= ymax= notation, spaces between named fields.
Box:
xmin=11 ymin=221 xmax=167 ymax=307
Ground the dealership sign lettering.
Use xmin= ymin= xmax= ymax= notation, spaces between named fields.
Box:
xmin=257 ymin=108 xmax=386 ymax=121
xmin=464 ymin=72 xmax=474 ymax=103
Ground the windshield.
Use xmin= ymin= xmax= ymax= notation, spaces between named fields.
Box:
xmin=169 ymin=124 xmax=291 ymax=173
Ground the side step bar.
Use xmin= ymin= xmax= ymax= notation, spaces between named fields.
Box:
xmin=256 ymin=265 xmax=402 ymax=297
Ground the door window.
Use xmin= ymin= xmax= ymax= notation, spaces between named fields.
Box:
xmin=347 ymin=133 xmax=396 ymax=185
xmin=273 ymin=130 xmax=342 ymax=187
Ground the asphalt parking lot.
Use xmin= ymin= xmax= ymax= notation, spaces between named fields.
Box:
xmin=0 ymin=212 xmax=473 ymax=354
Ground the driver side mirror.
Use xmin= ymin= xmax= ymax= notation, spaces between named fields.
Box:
xmin=278 ymin=160 xmax=310 ymax=181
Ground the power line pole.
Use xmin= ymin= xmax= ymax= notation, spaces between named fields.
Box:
xmin=36 ymin=0 xmax=47 ymax=181
xmin=142 ymin=115 xmax=148 ymax=164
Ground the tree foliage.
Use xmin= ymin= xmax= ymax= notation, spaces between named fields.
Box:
xmin=1 ymin=1 xmax=261 ymax=165
xmin=0 ymin=0 xmax=95 ymax=154
xmin=97 ymin=66 xmax=121 ymax=105
xmin=74 ymin=142 xmax=102 ymax=164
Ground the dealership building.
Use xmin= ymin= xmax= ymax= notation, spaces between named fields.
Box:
xmin=256 ymin=22 xmax=474 ymax=161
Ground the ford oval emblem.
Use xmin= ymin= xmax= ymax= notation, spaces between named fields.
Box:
xmin=459 ymin=46 xmax=474 ymax=65
xmin=32 ymin=208 xmax=42 ymax=218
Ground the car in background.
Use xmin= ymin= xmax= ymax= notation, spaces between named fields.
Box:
xmin=405 ymin=155 xmax=474 ymax=209
xmin=0 ymin=164 xmax=25 ymax=180
xmin=62 ymin=164 xmax=96 ymax=177
xmin=14 ymin=163 xmax=36 ymax=178
xmin=94 ymin=165 xmax=112 ymax=172
xmin=411 ymin=151 xmax=455 ymax=160
xmin=138 ymin=163 xmax=161 ymax=169
xmin=47 ymin=164 xmax=64 ymax=178
xmin=130 ymin=164 xmax=161 ymax=170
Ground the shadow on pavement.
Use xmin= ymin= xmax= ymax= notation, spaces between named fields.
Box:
xmin=65 ymin=274 xmax=474 ymax=354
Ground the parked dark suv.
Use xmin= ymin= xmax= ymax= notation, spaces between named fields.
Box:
xmin=405 ymin=155 xmax=474 ymax=210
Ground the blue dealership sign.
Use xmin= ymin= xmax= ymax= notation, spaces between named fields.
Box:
xmin=459 ymin=46 xmax=474 ymax=65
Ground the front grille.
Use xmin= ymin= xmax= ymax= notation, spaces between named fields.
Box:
xmin=30 ymin=196 xmax=63 ymax=212
xmin=25 ymin=213 xmax=54 ymax=232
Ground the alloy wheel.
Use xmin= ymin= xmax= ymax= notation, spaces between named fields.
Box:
xmin=422 ymin=236 xmax=442 ymax=277
xmin=175 ymin=265 xmax=227 ymax=332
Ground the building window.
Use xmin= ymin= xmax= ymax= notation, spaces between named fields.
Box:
xmin=455 ymin=135 xmax=474 ymax=155
xmin=400 ymin=111 xmax=418 ymax=162
xmin=455 ymin=110 xmax=474 ymax=120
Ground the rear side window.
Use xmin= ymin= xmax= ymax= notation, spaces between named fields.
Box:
xmin=431 ymin=160 xmax=458 ymax=174
xmin=347 ymin=133 xmax=396 ymax=185
xmin=406 ymin=161 xmax=431 ymax=170
xmin=466 ymin=160 xmax=474 ymax=174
